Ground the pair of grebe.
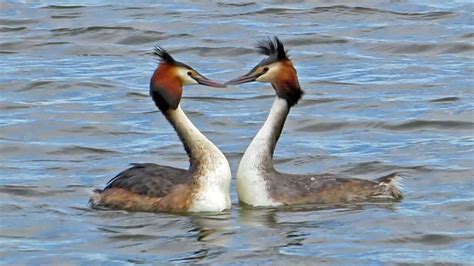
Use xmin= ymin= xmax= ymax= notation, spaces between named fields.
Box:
xmin=90 ymin=37 xmax=402 ymax=213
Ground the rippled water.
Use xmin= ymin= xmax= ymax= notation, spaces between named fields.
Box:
xmin=1 ymin=0 xmax=473 ymax=264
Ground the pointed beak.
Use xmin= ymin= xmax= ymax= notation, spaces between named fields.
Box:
xmin=194 ymin=75 xmax=226 ymax=88
xmin=225 ymin=71 xmax=258 ymax=86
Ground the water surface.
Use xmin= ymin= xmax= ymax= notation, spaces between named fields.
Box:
xmin=1 ymin=0 xmax=473 ymax=264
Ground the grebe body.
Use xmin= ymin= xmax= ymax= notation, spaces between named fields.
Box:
xmin=227 ymin=37 xmax=402 ymax=207
xmin=90 ymin=46 xmax=231 ymax=213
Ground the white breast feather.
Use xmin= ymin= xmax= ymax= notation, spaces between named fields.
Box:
xmin=236 ymin=139 xmax=280 ymax=207
xmin=189 ymin=152 xmax=232 ymax=212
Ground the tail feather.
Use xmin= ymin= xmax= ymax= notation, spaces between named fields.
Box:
xmin=376 ymin=172 xmax=403 ymax=200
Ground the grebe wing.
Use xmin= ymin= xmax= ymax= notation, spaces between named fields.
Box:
xmin=102 ymin=163 xmax=188 ymax=197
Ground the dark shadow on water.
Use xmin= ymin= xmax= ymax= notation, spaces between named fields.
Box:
xmin=168 ymin=248 xmax=210 ymax=263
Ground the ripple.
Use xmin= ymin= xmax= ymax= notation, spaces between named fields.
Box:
xmin=246 ymin=94 xmax=274 ymax=100
xmin=430 ymin=97 xmax=461 ymax=103
xmin=298 ymin=120 xmax=474 ymax=132
xmin=184 ymin=96 xmax=239 ymax=102
xmin=18 ymin=80 xmax=114 ymax=92
xmin=383 ymin=120 xmax=474 ymax=131
xmin=108 ymin=234 xmax=158 ymax=241
xmin=0 ymin=185 xmax=75 ymax=197
xmin=369 ymin=42 xmax=474 ymax=55
xmin=299 ymin=121 xmax=347 ymax=132
xmin=236 ymin=5 xmax=457 ymax=21
xmin=0 ymin=204 xmax=23 ymax=212
xmin=117 ymin=32 xmax=165 ymax=45
xmin=459 ymin=33 xmax=474 ymax=39
xmin=173 ymin=46 xmax=255 ymax=57
xmin=42 ymin=5 xmax=85 ymax=9
xmin=126 ymin=92 xmax=148 ymax=98
xmin=47 ymin=145 xmax=119 ymax=155
xmin=0 ymin=18 xmax=38 ymax=25
xmin=310 ymin=5 xmax=456 ymax=20
xmin=250 ymin=7 xmax=308 ymax=15
xmin=217 ymin=2 xmax=255 ymax=7
xmin=286 ymin=35 xmax=349 ymax=46
xmin=169 ymin=249 xmax=210 ymax=263
xmin=18 ymin=81 xmax=56 ymax=91
xmin=0 ymin=102 xmax=33 ymax=110
xmin=34 ymin=41 xmax=71 ymax=47
xmin=388 ymin=233 xmax=460 ymax=245
xmin=51 ymin=14 xmax=82 ymax=19
xmin=0 ymin=26 xmax=27 ymax=32
xmin=339 ymin=161 xmax=432 ymax=175
xmin=311 ymin=80 xmax=358 ymax=86
xmin=51 ymin=26 xmax=136 ymax=37
xmin=298 ymin=98 xmax=343 ymax=107
xmin=60 ymin=126 xmax=146 ymax=136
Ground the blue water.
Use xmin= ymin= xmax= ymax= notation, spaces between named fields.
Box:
xmin=1 ymin=0 xmax=473 ymax=264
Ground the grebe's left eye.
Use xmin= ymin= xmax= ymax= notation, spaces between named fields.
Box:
xmin=263 ymin=67 xmax=269 ymax=72
xmin=187 ymin=71 xmax=192 ymax=76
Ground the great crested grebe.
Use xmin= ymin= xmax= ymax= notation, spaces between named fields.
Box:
xmin=90 ymin=46 xmax=231 ymax=213
xmin=226 ymin=37 xmax=403 ymax=207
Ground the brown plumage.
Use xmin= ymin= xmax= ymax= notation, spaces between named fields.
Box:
xmin=268 ymin=172 xmax=402 ymax=205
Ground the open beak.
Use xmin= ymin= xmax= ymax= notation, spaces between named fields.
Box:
xmin=225 ymin=71 xmax=259 ymax=86
xmin=194 ymin=74 xmax=226 ymax=88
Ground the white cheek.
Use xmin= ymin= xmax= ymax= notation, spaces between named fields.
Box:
xmin=177 ymin=68 xmax=198 ymax=85
xmin=256 ymin=74 xmax=269 ymax=82
xmin=183 ymin=75 xmax=198 ymax=85
xmin=256 ymin=65 xmax=280 ymax=83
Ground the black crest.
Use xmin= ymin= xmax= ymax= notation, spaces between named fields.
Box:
xmin=153 ymin=45 xmax=176 ymax=64
xmin=256 ymin=36 xmax=289 ymax=61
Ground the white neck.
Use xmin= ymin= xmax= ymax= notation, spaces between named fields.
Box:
xmin=236 ymin=97 xmax=290 ymax=206
xmin=167 ymin=106 xmax=221 ymax=164
xmin=167 ymin=105 xmax=231 ymax=211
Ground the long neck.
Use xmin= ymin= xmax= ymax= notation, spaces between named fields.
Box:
xmin=164 ymin=105 xmax=223 ymax=169
xmin=243 ymin=96 xmax=290 ymax=170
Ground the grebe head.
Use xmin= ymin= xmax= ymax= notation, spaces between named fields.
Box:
xmin=151 ymin=46 xmax=225 ymax=111
xmin=225 ymin=36 xmax=303 ymax=106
